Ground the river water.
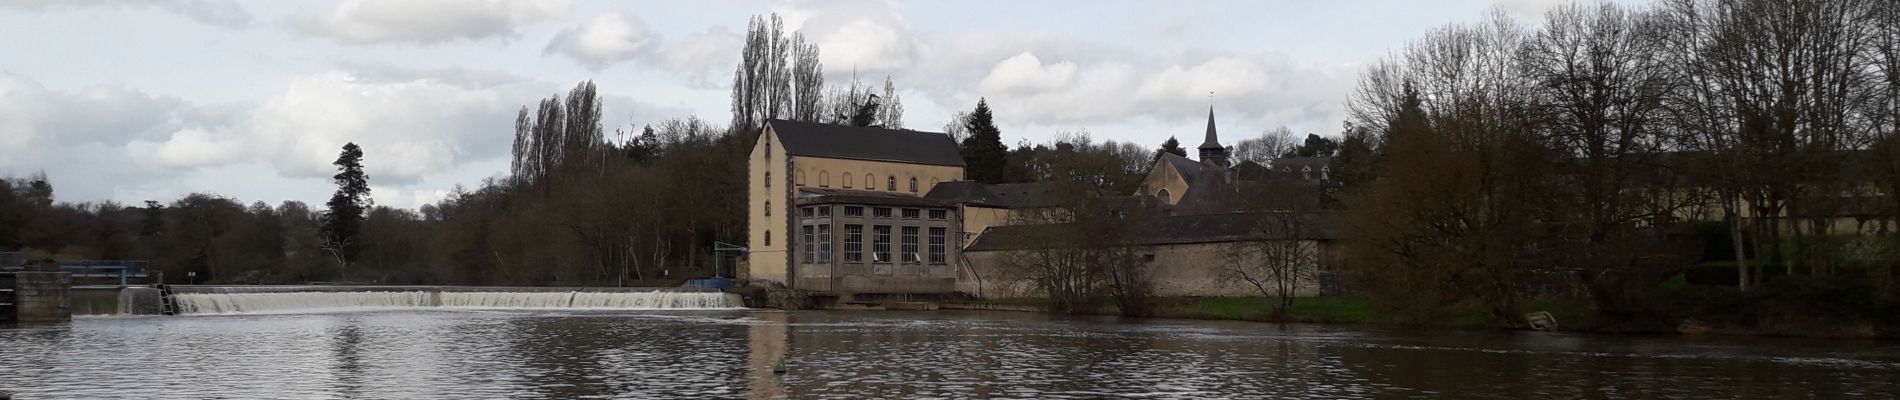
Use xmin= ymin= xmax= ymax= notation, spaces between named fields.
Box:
xmin=2 ymin=309 xmax=1898 ymax=399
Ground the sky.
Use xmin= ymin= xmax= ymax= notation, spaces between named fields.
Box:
xmin=0 ymin=0 xmax=1584 ymax=209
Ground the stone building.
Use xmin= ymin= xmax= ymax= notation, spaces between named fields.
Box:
xmin=746 ymin=120 xmax=967 ymax=298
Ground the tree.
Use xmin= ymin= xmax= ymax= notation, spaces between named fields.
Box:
xmin=1233 ymin=127 xmax=1299 ymax=165
xmin=1290 ymin=134 xmax=1340 ymax=157
xmin=1155 ymin=136 xmax=1187 ymax=159
xmin=789 ymin=32 xmax=825 ymax=122
xmin=322 ymin=142 xmax=371 ymax=281
xmin=730 ymin=13 xmax=792 ymax=133
xmin=960 ymin=98 xmax=1008 ymax=183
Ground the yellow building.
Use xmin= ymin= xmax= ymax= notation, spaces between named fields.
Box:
xmin=746 ymin=120 xmax=966 ymax=295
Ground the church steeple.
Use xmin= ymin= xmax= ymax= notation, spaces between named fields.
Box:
xmin=1198 ymin=105 xmax=1229 ymax=167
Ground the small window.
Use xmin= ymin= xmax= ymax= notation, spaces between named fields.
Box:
xmin=844 ymin=206 xmax=864 ymax=217
xmin=801 ymin=207 xmax=813 ymax=217
xmin=1321 ymin=166 xmax=1331 ymax=180
xmin=1156 ymin=189 xmax=1171 ymax=204
xmin=928 ymin=209 xmax=947 ymax=220
xmin=820 ymin=171 xmax=830 ymax=187
xmin=843 ymin=173 xmax=854 ymax=189
xmin=817 ymin=206 xmax=831 ymax=217
xmin=764 ymin=230 xmax=771 ymax=246
xmin=802 ymin=225 xmax=815 ymax=263
xmin=765 ymin=172 xmax=771 ymax=188
xmin=902 ymin=208 xmax=921 ymax=219
xmin=865 ymin=174 xmax=875 ymax=190
xmin=795 ymin=169 xmax=806 ymax=186
xmin=1142 ymin=254 xmax=1156 ymax=262
xmin=887 ymin=176 xmax=897 ymax=191
xmin=1302 ymin=166 xmax=1312 ymax=180
xmin=873 ymin=207 xmax=893 ymax=218
xmin=909 ymin=177 xmax=919 ymax=193
xmin=765 ymin=200 xmax=771 ymax=216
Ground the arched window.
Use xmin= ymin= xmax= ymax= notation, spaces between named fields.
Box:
xmin=1157 ymin=189 xmax=1171 ymax=204
xmin=843 ymin=173 xmax=854 ymax=188
xmin=765 ymin=200 xmax=771 ymax=216
xmin=909 ymin=177 xmax=919 ymax=193
xmin=1320 ymin=166 xmax=1331 ymax=180
xmin=865 ymin=174 xmax=875 ymax=190
xmin=765 ymin=230 xmax=771 ymax=246
xmin=795 ymin=169 xmax=805 ymax=186
xmin=1301 ymin=166 xmax=1312 ymax=180
xmin=887 ymin=176 xmax=897 ymax=191
xmin=819 ymin=171 xmax=830 ymax=187
xmin=765 ymin=172 xmax=771 ymax=188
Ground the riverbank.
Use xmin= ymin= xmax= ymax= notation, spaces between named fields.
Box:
xmin=946 ymin=296 xmax=1898 ymax=339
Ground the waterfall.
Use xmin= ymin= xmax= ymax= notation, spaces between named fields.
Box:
xmin=172 ymin=290 xmax=741 ymax=315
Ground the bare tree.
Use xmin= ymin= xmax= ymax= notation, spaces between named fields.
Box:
xmin=1233 ymin=126 xmax=1300 ymax=165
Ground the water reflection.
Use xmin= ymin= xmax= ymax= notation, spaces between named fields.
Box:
xmin=2 ymin=310 xmax=1898 ymax=399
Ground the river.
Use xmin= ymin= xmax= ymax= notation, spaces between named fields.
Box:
xmin=2 ymin=309 xmax=1898 ymax=399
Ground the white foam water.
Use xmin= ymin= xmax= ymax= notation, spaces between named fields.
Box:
xmin=173 ymin=291 xmax=741 ymax=315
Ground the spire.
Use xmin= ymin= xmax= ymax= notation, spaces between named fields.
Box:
xmin=1198 ymin=105 xmax=1222 ymax=150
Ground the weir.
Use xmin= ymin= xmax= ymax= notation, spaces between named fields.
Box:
xmin=115 ymin=286 xmax=740 ymax=315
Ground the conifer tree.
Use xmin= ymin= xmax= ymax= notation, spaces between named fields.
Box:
xmin=322 ymin=142 xmax=370 ymax=280
xmin=959 ymin=98 xmax=1007 ymax=183
xmin=1156 ymin=136 xmax=1187 ymax=159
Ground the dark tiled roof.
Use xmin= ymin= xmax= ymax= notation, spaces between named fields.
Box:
xmin=1199 ymin=107 xmax=1223 ymax=150
xmin=966 ymin=212 xmax=1344 ymax=251
xmin=1157 ymin=153 xmax=1211 ymax=185
xmin=766 ymin=119 xmax=965 ymax=167
xmin=1269 ymin=157 xmax=1334 ymax=171
xmin=923 ymin=181 xmax=1008 ymax=207
xmin=796 ymin=187 xmax=953 ymax=208
xmin=984 ymin=182 xmax=1085 ymax=209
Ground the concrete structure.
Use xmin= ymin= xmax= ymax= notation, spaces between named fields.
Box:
xmin=746 ymin=119 xmax=966 ymax=296
xmin=1 ymin=272 xmax=73 ymax=322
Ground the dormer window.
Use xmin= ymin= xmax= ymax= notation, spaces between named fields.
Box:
xmin=909 ymin=177 xmax=919 ymax=193
xmin=1302 ymin=166 xmax=1312 ymax=180
xmin=1321 ymin=166 xmax=1331 ymax=180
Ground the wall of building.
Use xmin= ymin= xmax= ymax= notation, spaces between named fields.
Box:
xmin=792 ymin=203 xmax=959 ymax=294
xmin=958 ymin=205 xmax=1012 ymax=247
xmin=747 ymin=129 xmax=791 ymax=284
xmin=961 ymin=241 xmax=1323 ymax=299
xmin=1137 ymin=160 xmax=1192 ymax=205
xmin=788 ymin=156 xmax=965 ymax=195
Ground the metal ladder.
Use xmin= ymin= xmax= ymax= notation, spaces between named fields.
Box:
xmin=157 ymin=284 xmax=178 ymax=316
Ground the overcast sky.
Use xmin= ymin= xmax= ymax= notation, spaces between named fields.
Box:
xmin=0 ymin=0 xmax=1583 ymax=209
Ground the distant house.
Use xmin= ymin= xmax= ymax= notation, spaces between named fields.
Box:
xmin=746 ymin=120 xmax=967 ymax=298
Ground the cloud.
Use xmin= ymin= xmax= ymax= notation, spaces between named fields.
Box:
xmin=293 ymin=0 xmax=570 ymax=45
xmin=978 ymin=52 xmax=1079 ymax=95
xmin=245 ymin=72 xmax=524 ymax=184
xmin=0 ymin=0 xmax=253 ymax=28
xmin=128 ymin=127 xmax=244 ymax=169
xmin=773 ymin=0 xmax=923 ymax=75
xmin=543 ymin=12 xmax=659 ymax=70
xmin=0 ymin=73 xmax=204 ymax=167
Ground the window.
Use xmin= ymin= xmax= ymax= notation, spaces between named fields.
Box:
xmin=765 ymin=172 xmax=771 ymax=188
xmin=843 ymin=173 xmax=854 ymax=188
xmin=873 ymin=207 xmax=893 ymax=218
xmin=901 ymin=226 xmax=921 ymax=264
xmin=817 ymin=224 xmax=832 ymax=263
xmin=902 ymin=208 xmax=921 ymax=219
xmin=844 ymin=225 xmax=863 ymax=262
xmin=802 ymin=225 xmax=815 ymax=263
xmin=820 ymin=171 xmax=830 ymax=187
xmin=873 ymin=225 xmax=892 ymax=263
xmin=929 ymin=209 xmax=948 ymax=220
xmin=844 ymin=206 xmax=864 ymax=217
xmin=795 ymin=169 xmax=805 ymax=186
xmin=909 ymin=177 xmax=918 ymax=193
xmin=765 ymin=200 xmax=771 ymax=216
xmin=928 ymin=227 xmax=946 ymax=264
xmin=887 ymin=176 xmax=896 ymax=191
xmin=1321 ymin=166 xmax=1331 ymax=180
xmin=801 ymin=207 xmax=814 ymax=218
xmin=1302 ymin=166 xmax=1312 ymax=180
xmin=764 ymin=230 xmax=771 ymax=246
xmin=1156 ymin=189 xmax=1171 ymax=204
xmin=817 ymin=206 xmax=831 ymax=217
xmin=865 ymin=174 xmax=875 ymax=190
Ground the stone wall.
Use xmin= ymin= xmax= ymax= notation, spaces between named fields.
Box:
xmin=3 ymin=272 xmax=73 ymax=322
xmin=961 ymin=241 xmax=1323 ymax=299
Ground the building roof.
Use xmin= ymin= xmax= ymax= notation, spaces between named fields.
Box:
xmin=765 ymin=119 xmax=965 ymax=167
xmin=1198 ymin=106 xmax=1223 ymax=150
xmin=1157 ymin=153 xmax=1211 ymax=184
xmin=966 ymin=212 xmax=1344 ymax=251
xmin=796 ymin=187 xmax=954 ymax=208
xmin=923 ymin=181 xmax=1008 ymax=207
xmin=1269 ymin=157 xmax=1334 ymax=171
xmin=924 ymin=180 xmax=1107 ymax=209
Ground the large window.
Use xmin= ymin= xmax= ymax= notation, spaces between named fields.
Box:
xmin=844 ymin=224 xmax=863 ymax=262
xmin=901 ymin=226 xmax=921 ymax=264
xmin=801 ymin=225 xmax=815 ymax=263
xmin=873 ymin=225 xmax=892 ymax=263
xmin=928 ymin=227 xmax=946 ymax=264
xmin=817 ymin=224 xmax=832 ymax=263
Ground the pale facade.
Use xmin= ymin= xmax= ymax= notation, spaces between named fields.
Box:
xmin=745 ymin=120 xmax=966 ymax=291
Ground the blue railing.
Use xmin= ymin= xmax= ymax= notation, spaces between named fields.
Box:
xmin=58 ymin=260 xmax=151 ymax=287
